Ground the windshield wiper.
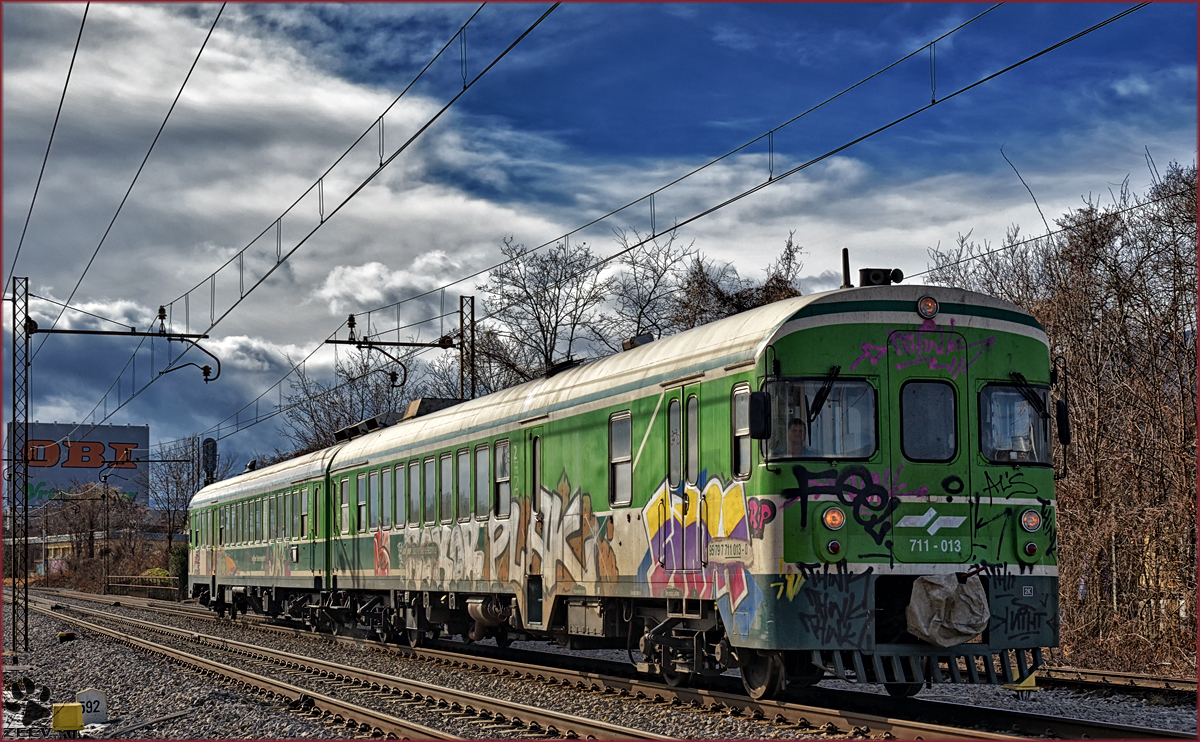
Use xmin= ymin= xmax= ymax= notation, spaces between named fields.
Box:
xmin=808 ymin=365 xmax=841 ymax=425
xmin=1009 ymin=371 xmax=1049 ymax=419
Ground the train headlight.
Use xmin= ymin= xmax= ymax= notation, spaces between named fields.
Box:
xmin=822 ymin=507 xmax=846 ymax=530
xmin=917 ymin=295 xmax=939 ymax=319
xmin=1020 ymin=509 xmax=1041 ymax=532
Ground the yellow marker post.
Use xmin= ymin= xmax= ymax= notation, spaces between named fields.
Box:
xmin=1002 ymin=671 xmax=1040 ymax=701
xmin=52 ymin=702 xmax=84 ymax=732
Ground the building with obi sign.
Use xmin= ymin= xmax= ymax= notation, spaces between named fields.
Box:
xmin=10 ymin=422 xmax=150 ymax=506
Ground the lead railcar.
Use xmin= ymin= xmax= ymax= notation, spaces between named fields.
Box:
xmin=189 ymin=271 xmax=1064 ymax=699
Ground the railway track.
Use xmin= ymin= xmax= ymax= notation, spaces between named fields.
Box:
xmin=27 ymin=595 xmax=675 ymax=740
xmin=27 ymin=588 xmax=1194 ymax=739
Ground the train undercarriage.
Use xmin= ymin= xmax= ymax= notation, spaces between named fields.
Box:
xmin=193 ymin=581 xmax=1037 ymax=700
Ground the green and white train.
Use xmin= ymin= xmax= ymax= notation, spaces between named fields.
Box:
xmin=189 ymin=271 xmax=1064 ymax=699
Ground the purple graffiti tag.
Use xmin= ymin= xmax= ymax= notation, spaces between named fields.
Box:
xmin=746 ymin=497 xmax=777 ymax=539
xmin=850 ymin=342 xmax=888 ymax=372
xmin=884 ymin=318 xmax=993 ymax=380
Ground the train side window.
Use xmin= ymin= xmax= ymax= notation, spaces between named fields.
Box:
xmin=667 ymin=399 xmax=682 ymax=488
xmin=219 ymin=508 xmax=225 ymax=546
xmin=254 ymin=499 xmax=261 ymax=542
xmin=457 ymin=450 xmax=471 ymax=523
xmin=494 ymin=440 xmax=511 ymax=518
xmin=312 ymin=485 xmax=320 ymax=535
xmin=269 ymin=496 xmax=277 ymax=541
xmin=356 ymin=474 xmax=367 ymax=533
xmin=291 ymin=491 xmax=300 ymax=539
xmin=283 ymin=493 xmax=290 ymax=539
xmin=732 ymin=385 xmax=752 ymax=479
xmin=300 ymin=490 xmax=309 ymax=537
xmin=901 ymin=380 xmax=957 ymax=462
xmin=382 ymin=468 xmax=393 ymax=528
xmin=395 ymin=464 xmax=406 ymax=528
xmin=609 ymin=413 xmax=632 ymax=506
xmin=370 ymin=470 xmax=381 ymax=530
xmin=408 ymin=461 xmax=421 ymax=525
xmin=423 ymin=458 xmax=437 ymax=525
xmin=474 ymin=445 xmax=489 ymax=519
xmin=339 ymin=478 xmax=350 ymax=534
xmin=687 ymin=395 xmax=699 ymax=485
xmin=440 ymin=453 xmax=454 ymax=524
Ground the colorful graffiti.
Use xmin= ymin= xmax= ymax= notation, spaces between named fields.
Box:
xmin=373 ymin=527 xmax=390 ymax=576
xmin=640 ymin=474 xmax=764 ymax=637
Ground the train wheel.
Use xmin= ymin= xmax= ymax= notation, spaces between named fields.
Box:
xmin=884 ymin=682 xmax=922 ymax=698
xmin=661 ymin=666 xmax=690 ymax=688
xmin=741 ymin=649 xmax=786 ymax=700
xmin=407 ymin=628 xmax=423 ymax=648
xmin=494 ymin=626 xmax=511 ymax=648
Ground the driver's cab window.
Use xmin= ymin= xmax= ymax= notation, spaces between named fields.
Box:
xmin=765 ymin=378 xmax=877 ymax=459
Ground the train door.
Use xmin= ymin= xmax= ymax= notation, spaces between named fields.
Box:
xmin=523 ymin=425 xmax=545 ymax=625
xmin=683 ymin=384 xmax=704 ymax=572
xmin=661 ymin=386 xmax=703 ymax=573
xmin=306 ymin=484 xmax=321 ymax=581
xmin=885 ymin=325 xmax=973 ymax=564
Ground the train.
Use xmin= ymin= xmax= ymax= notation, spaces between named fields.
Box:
xmin=188 ymin=268 xmax=1065 ymax=699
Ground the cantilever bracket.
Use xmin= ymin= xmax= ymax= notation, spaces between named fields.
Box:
xmin=161 ymin=337 xmax=222 ymax=383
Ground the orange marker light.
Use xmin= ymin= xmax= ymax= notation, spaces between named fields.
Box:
xmin=1020 ymin=509 xmax=1041 ymax=532
xmin=822 ymin=507 xmax=846 ymax=530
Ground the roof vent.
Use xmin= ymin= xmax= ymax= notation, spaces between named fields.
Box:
xmin=400 ymin=398 xmax=461 ymax=422
xmin=542 ymin=357 xmax=583 ymax=378
xmin=622 ymin=333 xmax=654 ymax=351
xmin=858 ymin=268 xmax=904 ymax=286
xmin=334 ymin=410 xmax=406 ymax=441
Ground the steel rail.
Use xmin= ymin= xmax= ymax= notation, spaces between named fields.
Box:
xmin=27 ymin=600 xmax=455 ymax=740
xmin=1036 ymin=666 xmax=1197 ymax=694
xmin=36 ymin=598 xmax=672 ymax=741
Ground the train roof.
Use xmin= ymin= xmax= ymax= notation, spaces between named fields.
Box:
xmin=191 ymin=284 xmax=1041 ymax=506
xmin=191 ymin=445 xmax=341 ymax=508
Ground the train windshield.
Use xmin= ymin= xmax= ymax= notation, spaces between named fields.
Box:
xmin=980 ymin=384 xmax=1051 ymax=464
xmin=765 ymin=379 xmax=876 ymax=459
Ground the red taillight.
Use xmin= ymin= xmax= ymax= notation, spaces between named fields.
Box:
xmin=1024 ymin=542 xmax=1038 ymax=556
xmin=828 ymin=540 xmax=841 ymax=555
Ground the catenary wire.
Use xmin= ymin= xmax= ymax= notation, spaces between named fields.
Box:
xmin=171 ymin=1 xmax=1152 ymax=447
xmin=91 ymin=3 xmax=1148 ymax=450
xmin=29 ymin=293 xmax=135 ymax=330
xmin=354 ymin=3 xmax=1005 ymax=333
xmin=6 ymin=3 xmax=90 ymax=298
xmin=156 ymin=3 xmax=488 ymax=319
xmin=48 ymin=4 xmax=549 ymax=447
xmin=32 ymin=4 xmax=227 ymax=361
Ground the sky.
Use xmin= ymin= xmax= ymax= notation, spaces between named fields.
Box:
xmin=3 ymin=2 xmax=1196 ymax=465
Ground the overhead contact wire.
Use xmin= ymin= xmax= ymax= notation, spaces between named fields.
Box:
xmin=6 ymin=3 xmax=90 ymax=297
xmin=33 ymin=3 xmax=227 ymax=360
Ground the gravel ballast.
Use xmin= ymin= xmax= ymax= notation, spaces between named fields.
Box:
xmin=7 ymin=595 xmax=1196 ymax=738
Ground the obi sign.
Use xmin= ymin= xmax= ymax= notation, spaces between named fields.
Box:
xmin=11 ymin=422 xmax=150 ymax=505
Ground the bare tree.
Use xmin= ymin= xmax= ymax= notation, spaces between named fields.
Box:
xmin=149 ymin=436 xmax=235 ymax=566
xmin=927 ymin=160 xmax=1197 ymax=675
xmin=593 ymin=227 xmax=694 ymax=351
xmin=275 ymin=347 xmax=412 ymax=459
xmin=667 ymin=231 xmax=805 ymax=332
xmin=477 ymin=237 xmax=612 ymax=379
